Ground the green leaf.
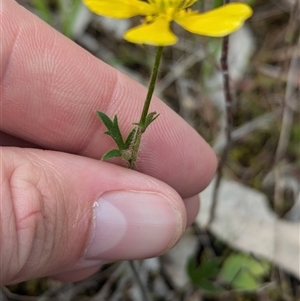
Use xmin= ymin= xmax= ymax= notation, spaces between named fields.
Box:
xmin=232 ymin=269 xmax=259 ymax=291
xmin=96 ymin=111 xmax=113 ymax=128
xmin=102 ymin=149 xmax=122 ymax=160
xmin=187 ymin=257 xmax=221 ymax=292
xmin=187 ymin=258 xmax=220 ymax=280
xmin=220 ymin=253 xmax=270 ymax=291
xmin=187 ymin=258 xmax=222 ymax=292
xmin=134 ymin=112 xmax=159 ymax=132
xmin=221 ymin=255 xmax=242 ymax=283
xmin=246 ymin=257 xmax=270 ymax=278
xmin=143 ymin=112 xmax=159 ymax=132
xmin=96 ymin=111 xmax=125 ymax=150
xmin=31 ymin=0 xmax=52 ymax=25
xmin=195 ymin=279 xmax=222 ymax=292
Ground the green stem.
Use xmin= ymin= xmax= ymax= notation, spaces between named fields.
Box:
xmin=128 ymin=46 xmax=164 ymax=169
xmin=139 ymin=46 xmax=164 ymax=124
xmin=128 ymin=127 xmax=143 ymax=169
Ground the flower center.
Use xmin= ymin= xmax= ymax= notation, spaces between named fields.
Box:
xmin=145 ymin=0 xmax=196 ymax=20
xmin=147 ymin=0 xmax=195 ymax=11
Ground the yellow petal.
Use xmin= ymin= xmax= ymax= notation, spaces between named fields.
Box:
xmin=124 ymin=16 xmax=177 ymax=46
xmin=175 ymin=3 xmax=253 ymax=37
xmin=83 ymin=0 xmax=155 ymax=18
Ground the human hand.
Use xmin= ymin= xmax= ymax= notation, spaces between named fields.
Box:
xmin=0 ymin=0 xmax=217 ymax=285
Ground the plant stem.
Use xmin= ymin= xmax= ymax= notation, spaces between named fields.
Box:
xmin=126 ymin=47 xmax=165 ymax=300
xmin=128 ymin=127 xmax=143 ymax=169
xmin=139 ymin=46 xmax=164 ymax=125
xmin=128 ymin=46 xmax=164 ymax=169
xmin=208 ymin=0 xmax=233 ymax=228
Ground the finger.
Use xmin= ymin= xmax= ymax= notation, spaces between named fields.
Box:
xmin=1 ymin=0 xmax=217 ymax=198
xmin=47 ymin=196 xmax=200 ymax=282
xmin=51 ymin=195 xmax=200 ymax=282
xmin=184 ymin=195 xmax=200 ymax=227
xmin=48 ymin=195 xmax=200 ymax=282
xmin=0 ymin=131 xmax=37 ymax=148
xmin=52 ymin=266 xmax=102 ymax=283
xmin=0 ymin=147 xmax=186 ymax=285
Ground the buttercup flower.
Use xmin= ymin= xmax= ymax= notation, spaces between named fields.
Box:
xmin=83 ymin=0 xmax=253 ymax=46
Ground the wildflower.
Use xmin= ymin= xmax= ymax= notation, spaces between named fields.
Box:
xmin=83 ymin=0 xmax=253 ymax=46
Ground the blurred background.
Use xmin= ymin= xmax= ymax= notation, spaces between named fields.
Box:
xmin=3 ymin=0 xmax=299 ymax=300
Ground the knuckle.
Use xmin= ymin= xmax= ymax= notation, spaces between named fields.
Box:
xmin=0 ymin=152 xmax=52 ymax=284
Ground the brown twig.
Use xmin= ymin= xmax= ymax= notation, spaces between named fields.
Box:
xmin=273 ymin=1 xmax=300 ymax=211
xmin=207 ymin=0 xmax=233 ymax=228
xmin=128 ymin=260 xmax=151 ymax=301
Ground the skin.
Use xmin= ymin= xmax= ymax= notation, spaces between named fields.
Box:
xmin=0 ymin=0 xmax=217 ymax=285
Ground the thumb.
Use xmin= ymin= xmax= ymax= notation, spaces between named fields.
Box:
xmin=0 ymin=147 xmax=186 ymax=285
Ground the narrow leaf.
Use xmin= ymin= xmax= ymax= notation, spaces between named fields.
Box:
xmin=96 ymin=111 xmax=114 ymax=129
xmin=96 ymin=111 xmax=125 ymax=150
xmin=143 ymin=112 xmax=159 ymax=132
xmin=109 ymin=115 xmax=125 ymax=149
xmin=102 ymin=149 xmax=122 ymax=160
xmin=133 ymin=112 xmax=159 ymax=132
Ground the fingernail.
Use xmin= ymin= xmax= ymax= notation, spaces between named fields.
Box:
xmin=85 ymin=191 xmax=182 ymax=261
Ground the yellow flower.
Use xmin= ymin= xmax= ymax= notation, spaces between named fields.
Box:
xmin=83 ymin=0 xmax=253 ymax=46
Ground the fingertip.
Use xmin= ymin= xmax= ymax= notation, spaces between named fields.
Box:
xmin=84 ymin=190 xmax=186 ymax=261
xmin=52 ymin=266 xmax=102 ymax=282
xmin=184 ymin=195 xmax=200 ymax=227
